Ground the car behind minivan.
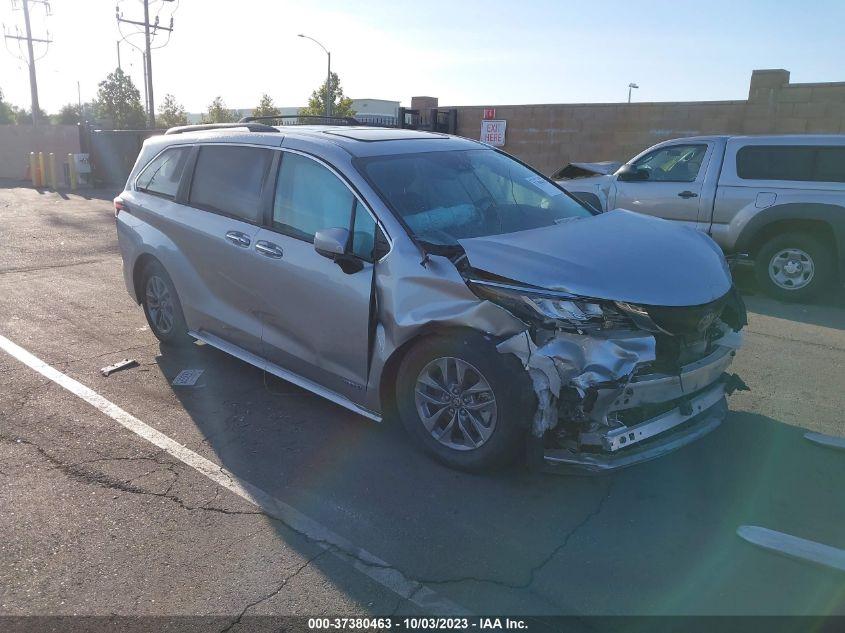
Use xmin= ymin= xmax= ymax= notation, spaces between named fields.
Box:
xmin=116 ymin=123 xmax=747 ymax=473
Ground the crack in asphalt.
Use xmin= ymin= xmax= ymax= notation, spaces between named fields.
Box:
xmin=218 ymin=550 xmax=328 ymax=633
xmin=1 ymin=435 xmax=263 ymax=518
xmin=4 ymin=430 xmax=616 ymax=608
xmin=0 ymin=258 xmax=109 ymax=276
xmin=414 ymin=478 xmax=616 ymax=591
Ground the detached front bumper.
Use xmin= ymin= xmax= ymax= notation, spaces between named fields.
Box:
xmin=544 ymin=382 xmax=728 ymax=473
xmin=546 ymin=344 xmax=742 ymax=472
xmin=498 ymin=327 xmax=745 ymax=473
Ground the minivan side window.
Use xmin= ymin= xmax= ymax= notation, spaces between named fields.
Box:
xmin=273 ymin=152 xmax=377 ymax=261
xmin=189 ymin=145 xmax=273 ymax=223
xmin=136 ymin=146 xmax=191 ymax=199
xmin=736 ymin=145 xmax=845 ymax=183
xmin=631 ymin=144 xmax=708 ymax=182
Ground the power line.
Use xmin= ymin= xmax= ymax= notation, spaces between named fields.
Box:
xmin=115 ymin=0 xmax=175 ymax=128
xmin=2 ymin=0 xmax=52 ymax=125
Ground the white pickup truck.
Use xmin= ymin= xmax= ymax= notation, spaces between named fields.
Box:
xmin=558 ymin=135 xmax=845 ymax=300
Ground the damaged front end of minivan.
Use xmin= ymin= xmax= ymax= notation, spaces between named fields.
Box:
xmin=467 ymin=276 xmax=748 ymax=471
xmin=447 ymin=210 xmax=750 ymax=472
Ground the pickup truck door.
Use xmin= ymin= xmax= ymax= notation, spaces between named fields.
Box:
xmin=612 ymin=142 xmax=714 ymax=229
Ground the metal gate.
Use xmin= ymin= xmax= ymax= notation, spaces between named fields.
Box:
xmin=79 ymin=124 xmax=163 ymax=188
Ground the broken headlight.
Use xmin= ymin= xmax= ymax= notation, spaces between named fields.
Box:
xmin=523 ymin=297 xmax=604 ymax=323
xmin=468 ymin=280 xmax=632 ymax=332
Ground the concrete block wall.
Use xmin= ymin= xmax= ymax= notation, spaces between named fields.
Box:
xmin=0 ymin=125 xmax=81 ymax=181
xmin=441 ymin=69 xmax=845 ymax=176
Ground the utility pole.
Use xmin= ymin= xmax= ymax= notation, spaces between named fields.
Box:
xmin=142 ymin=52 xmax=149 ymax=119
xmin=3 ymin=0 xmax=52 ymax=126
xmin=116 ymin=0 xmax=174 ymax=128
xmin=116 ymin=40 xmax=121 ymax=70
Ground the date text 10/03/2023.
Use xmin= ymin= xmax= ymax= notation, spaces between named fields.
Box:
xmin=307 ymin=618 xmax=529 ymax=630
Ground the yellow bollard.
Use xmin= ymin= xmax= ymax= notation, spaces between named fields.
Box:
xmin=37 ymin=152 xmax=45 ymax=188
xmin=48 ymin=153 xmax=58 ymax=190
xmin=29 ymin=152 xmax=39 ymax=187
xmin=68 ymin=154 xmax=78 ymax=191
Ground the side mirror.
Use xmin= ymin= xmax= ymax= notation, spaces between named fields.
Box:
xmin=617 ymin=165 xmax=649 ymax=182
xmin=314 ymin=227 xmax=350 ymax=259
xmin=314 ymin=227 xmax=364 ymax=274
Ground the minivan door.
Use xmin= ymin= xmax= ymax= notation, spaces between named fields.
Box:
xmin=174 ymin=144 xmax=276 ymax=354
xmin=612 ymin=142 xmax=712 ymax=228
xmin=251 ymin=151 xmax=379 ymax=402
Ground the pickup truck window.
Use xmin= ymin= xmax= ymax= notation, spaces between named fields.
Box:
xmin=736 ymin=145 xmax=845 ymax=183
xmin=631 ymin=144 xmax=707 ymax=182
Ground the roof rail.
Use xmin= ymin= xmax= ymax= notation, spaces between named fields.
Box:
xmin=164 ymin=122 xmax=280 ymax=135
xmin=239 ymin=114 xmax=362 ymax=126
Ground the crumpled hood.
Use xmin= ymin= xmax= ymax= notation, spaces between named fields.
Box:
xmin=458 ymin=209 xmax=732 ymax=307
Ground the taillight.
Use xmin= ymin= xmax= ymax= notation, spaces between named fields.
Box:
xmin=114 ymin=197 xmax=126 ymax=218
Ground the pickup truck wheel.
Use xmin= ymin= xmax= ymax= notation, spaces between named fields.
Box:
xmin=755 ymin=233 xmax=834 ymax=302
xmin=141 ymin=261 xmax=192 ymax=347
xmin=395 ymin=332 xmax=535 ymax=472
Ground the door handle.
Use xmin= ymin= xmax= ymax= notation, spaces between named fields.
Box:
xmin=678 ymin=191 xmax=698 ymax=199
xmin=225 ymin=230 xmax=251 ymax=247
xmin=255 ymin=240 xmax=283 ymax=259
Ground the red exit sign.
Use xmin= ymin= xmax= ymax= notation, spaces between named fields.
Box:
xmin=483 ymin=107 xmax=496 ymax=119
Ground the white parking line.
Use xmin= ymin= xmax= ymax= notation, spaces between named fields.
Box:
xmin=0 ymin=333 xmax=469 ymax=615
xmin=737 ymin=525 xmax=845 ymax=572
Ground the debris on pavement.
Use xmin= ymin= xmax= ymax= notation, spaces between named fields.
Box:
xmin=100 ymin=358 xmax=139 ymax=377
xmin=172 ymin=369 xmax=204 ymax=386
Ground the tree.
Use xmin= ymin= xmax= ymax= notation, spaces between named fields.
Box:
xmin=55 ymin=103 xmax=82 ymax=125
xmin=95 ymin=68 xmax=146 ymax=129
xmin=298 ymin=72 xmax=355 ymax=119
xmin=157 ymin=94 xmax=187 ymax=128
xmin=0 ymin=89 xmax=13 ymax=124
xmin=252 ymin=93 xmax=280 ymax=120
xmin=11 ymin=105 xmax=49 ymax=125
xmin=203 ymin=96 xmax=237 ymax=123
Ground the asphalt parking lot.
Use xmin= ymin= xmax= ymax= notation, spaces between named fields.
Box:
xmin=1 ymin=184 xmax=844 ymax=622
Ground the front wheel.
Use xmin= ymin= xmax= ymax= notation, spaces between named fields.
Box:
xmin=754 ymin=232 xmax=835 ymax=302
xmin=395 ymin=332 xmax=535 ymax=472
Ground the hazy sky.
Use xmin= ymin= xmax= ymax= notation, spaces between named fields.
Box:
xmin=1 ymin=0 xmax=844 ymax=114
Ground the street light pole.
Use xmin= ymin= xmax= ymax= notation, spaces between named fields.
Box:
xmin=628 ymin=82 xmax=639 ymax=103
xmin=298 ymin=34 xmax=331 ymax=118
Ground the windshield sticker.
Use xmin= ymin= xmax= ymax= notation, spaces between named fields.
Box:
xmin=526 ymin=175 xmax=563 ymax=197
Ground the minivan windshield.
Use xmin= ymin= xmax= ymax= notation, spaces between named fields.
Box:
xmin=358 ymin=149 xmax=593 ymax=246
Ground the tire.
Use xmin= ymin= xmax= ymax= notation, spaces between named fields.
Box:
xmin=754 ymin=232 xmax=835 ymax=302
xmin=395 ymin=331 xmax=535 ymax=472
xmin=140 ymin=260 xmax=192 ymax=347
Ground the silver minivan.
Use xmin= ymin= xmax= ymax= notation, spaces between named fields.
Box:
xmin=116 ymin=123 xmax=747 ymax=472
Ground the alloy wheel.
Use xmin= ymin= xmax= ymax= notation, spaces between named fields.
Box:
xmin=414 ymin=356 xmax=497 ymax=451
xmin=145 ymin=275 xmax=175 ymax=335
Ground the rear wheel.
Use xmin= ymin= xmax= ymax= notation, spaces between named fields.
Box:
xmin=395 ymin=332 xmax=534 ymax=472
xmin=140 ymin=261 xmax=192 ymax=346
xmin=754 ymin=232 xmax=834 ymax=302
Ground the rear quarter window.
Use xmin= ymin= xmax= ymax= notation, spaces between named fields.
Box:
xmin=736 ymin=145 xmax=845 ymax=183
xmin=189 ymin=145 xmax=274 ymax=223
xmin=136 ymin=146 xmax=191 ymax=198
